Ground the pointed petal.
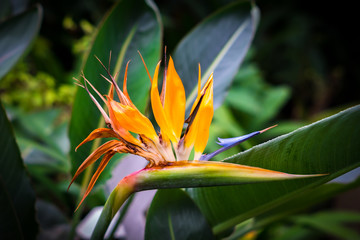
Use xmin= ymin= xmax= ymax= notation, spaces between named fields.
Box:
xmin=150 ymin=62 xmax=178 ymax=143
xmin=217 ymin=131 xmax=260 ymax=147
xmin=106 ymin=99 xmax=142 ymax=145
xmin=194 ymin=78 xmax=213 ymax=159
xmin=108 ymin=98 xmax=157 ymax=140
xmin=138 ymin=51 xmax=153 ymax=83
xmin=184 ymin=74 xmax=214 ymax=159
xmin=80 ymin=76 xmax=111 ymax=125
xmin=202 ymin=125 xmax=278 ymax=160
xmin=108 ymin=83 xmax=114 ymax=100
xmin=123 ymin=61 xmax=131 ymax=101
xmin=68 ymin=140 xmax=121 ymax=190
xmin=95 ymin=55 xmax=130 ymax=106
xmin=164 ymin=57 xmax=186 ymax=139
xmin=75 ymin=150 xmax=117 ymax=210
xmin=75 ymin=128 xmax=118 ymax=151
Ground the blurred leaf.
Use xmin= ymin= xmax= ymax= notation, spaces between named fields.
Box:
xmin=226 ymin=176 xmax=360 ymax=239
xmin=172 ymin=1 xmax=259 ymax=112
xmin=293 ymin=211 xmax=360 ymax=240
xmin=145 ymin=189 xmax=215 ymax=240
xmin=8 ymin=107 xmax=70 ymax=173
xmin=226 ymin=62 xmax=291 ymax=129
xmin=227 ymin=87 xmax=262 ymax=115
xmin=36 ymin=199 xmax=70 ymax=239
xmin=254 ymin=86 xmax=290 ymax=126
xmin=187 ymin=105 xmax=360 ymax=235
xmin=261 ymin=224 xmax=316 ymax=240
xmin=13 ymin=108 xmax=69 ymax=153
xmin=0 ymin=5 xmax=42 ymax=79
xmin=17 ymin=137 xmax=69 ymax=173
xmin=69 ymin=0 xmax=161 ymax=181
xmin=0 ymin=103 xmax=38 ymax=239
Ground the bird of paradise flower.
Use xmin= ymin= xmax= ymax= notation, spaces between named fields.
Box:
xmin=69 ymin=53 xmax=323 ymax=212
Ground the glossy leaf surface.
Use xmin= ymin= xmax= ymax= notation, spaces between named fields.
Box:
xmin=173 ymin=1 xmax=259 ymax=112
xmin=0 ymin=5 xmax=42 ymax=79
xmin=187 ymin=106 xmax=360 ymax=235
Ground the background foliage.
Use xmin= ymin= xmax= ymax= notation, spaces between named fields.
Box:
xmin=0 ymin=0 xmax=359 ymax=239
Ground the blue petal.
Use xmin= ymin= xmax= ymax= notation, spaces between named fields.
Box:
xmin=200 ymin=131 xmax=260 ymax=161
xmin=217 ymin=131 xmax=260 ymax=147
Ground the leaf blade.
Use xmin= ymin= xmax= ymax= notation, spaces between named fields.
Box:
xmin=0 ymin=103 xmax=38 ymax=239
xmin=172 ymin=1 xmax=259 ymax=112
xmin=187 ymin=105 xmax=360 ymax=234
xmin=69 ymin=0 xmax=162 ymax=181
xmin=0 ymin=5 xmax=42 ymax=79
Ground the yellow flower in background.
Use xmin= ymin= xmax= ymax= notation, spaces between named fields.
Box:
xmin=69 ymin=54 xmax=213 ymax=207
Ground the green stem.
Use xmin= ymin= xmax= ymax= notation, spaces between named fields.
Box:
xmin=90 ymin=161 xmax=323 ymax=239
xmin=91 ymin=178 xmax=135 ymax=240
xmin=108 ymin=194 xmax=135 ymax=240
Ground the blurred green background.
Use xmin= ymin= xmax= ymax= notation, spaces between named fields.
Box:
xmin=1 ymin=0 xmax=359 ymax=239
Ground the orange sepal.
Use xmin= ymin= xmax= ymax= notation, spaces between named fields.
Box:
xmin=68 ymin=140 xmax=121 ymax=190
xmin=164 ymin=57 xmax=186 ymax=139
xmin=75 ymin=128 xmax=118 ymax=151
xmin=184 ymin=74 xmax=214 ymax=158
xmin=75 ymin=150 xmax=118 ymax=210
xmin=107 ymin=99 xmax=143 ymax=146
xmin=108 ymin=98 xmax=157 ymax=140
xmin=150 ymin=62 xmax=178 ymax=143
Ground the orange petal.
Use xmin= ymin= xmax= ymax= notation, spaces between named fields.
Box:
xmin=75 ymin=150 xmax=117 ymax=210
xmin=184 ymin=74 xmax=214 ymax=159
xmin=164 ymin=57 xmax=186 ymax=139
xmin=108 ymin=84 xmax=114 ymax=100
xmin=68 ymin=140 xmax=121 ymax=190
xmin=75 ymin=128 xmax=118 ymax=151
xmin=123 ymin=61 xmax=131 ymax=101
xmin=108 ymin=98 xmax=157 ymax=140
xmin=107 ymin=99 xmax=143 ymax=146
xmin=151 ymin=62 xmax=178 ymax=143
xmin=194 ymin=80 xmax=213 ymax=159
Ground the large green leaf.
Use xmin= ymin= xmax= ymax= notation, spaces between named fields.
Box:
xmin=69 ymin=0 xmax=161 ymax=178
xmin=187 ymin=105 xmax=360 ymax=235
xmin=0 ymin=103 xmax=38 ymax=239
xmin=0 ymin=5 xmax=42 ymax=79
xmin=172 ymin=1 xmax=259 ymax=111
xmin=9 ymin=108 xmax=70 ymax=173
xmin=226 ymin=176 xmax=360 ymax=239
xmin=145 ymin=189 xmax=214 ymax=240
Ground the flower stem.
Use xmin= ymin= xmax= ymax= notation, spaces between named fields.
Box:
xmin=90 ymin=161 xmax=324 ymax=239
xmin=91 ymin=178 xmax=135 ymax=240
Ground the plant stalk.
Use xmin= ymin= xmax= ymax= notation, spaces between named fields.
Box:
xmin=90 ymin=161 xmax=324 ymax=239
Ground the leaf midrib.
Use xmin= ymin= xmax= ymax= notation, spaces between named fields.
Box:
xmin=185 ymin=17 xmax=252 ymax=110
